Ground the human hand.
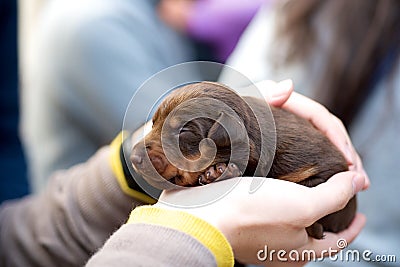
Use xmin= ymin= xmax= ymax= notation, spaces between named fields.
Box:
xmin=155 ymin=171 xmax=366 ymax=265
xmin=257 ymin=79 xmax=370 ymax=190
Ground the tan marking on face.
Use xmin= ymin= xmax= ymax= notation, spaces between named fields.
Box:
xmin=143 ymin=130 xmax=204 ymax=186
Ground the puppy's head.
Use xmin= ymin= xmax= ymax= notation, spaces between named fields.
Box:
xmin=130 ymin=82 xmax=262 ymax=188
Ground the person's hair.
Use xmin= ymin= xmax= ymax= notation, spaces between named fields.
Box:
xmin=274 ymin=0 xmax=400 ymax=126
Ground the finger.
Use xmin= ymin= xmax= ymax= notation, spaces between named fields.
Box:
xmin=282 ymin=92 xmax=370 ymax=187
xmin=335 ymin=119 xmax=370 ymax=189
xmin=258 ymin=215 xmax=365 ymax=264
xmin=306 ymin=172 xmax=364 ymax=223
xmin=267 ymin=214 xmax=366 ymax=264
xmin=260 ymin=81 xmax=369 ymax=187
xmin=282 ymin=92 xmax=354 ymax=164
xmin=305 ymin=213 xmax=366 ymax=257
xmin=349 ymin=154 xmax=370 ymax=190
xmin=361 ymin=168 xmax=370 ymax=190
xmin=258 ymin=79 xmax=294 ymax=106
xmin=329 ymin=213 xmax=366 ymax=246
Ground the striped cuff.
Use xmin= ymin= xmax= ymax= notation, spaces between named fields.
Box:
xmin=109 ymin=132 xmax=156 ymax=204
xmin=128 ymin=206 xmax=234 ymax=267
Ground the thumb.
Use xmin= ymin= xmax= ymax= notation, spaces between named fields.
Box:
xmin=307 ymin=171 xmax=364 ymax=223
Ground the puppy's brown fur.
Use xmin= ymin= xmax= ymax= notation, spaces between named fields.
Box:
xmin=131 ymin=82 xmax=357 ymax=239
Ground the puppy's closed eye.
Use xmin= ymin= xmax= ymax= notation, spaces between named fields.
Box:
xmin=179 ymin=131 xmax=197 ymax=141
xmin=178 ymin=127 xmax=202 ymax=156
xmin=178 ymin=127 xmax=194 ymax=138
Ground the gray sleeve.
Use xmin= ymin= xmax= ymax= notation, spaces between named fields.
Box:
xmin=86 ymin=224 xmax=217 ymax=267
xmin=0 ymin=147 xmax=143 ymax=267
xmin=22 ymin=0 xmax=198 ymax=191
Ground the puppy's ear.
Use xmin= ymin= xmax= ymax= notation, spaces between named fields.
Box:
xmin=207 ymin=112 xmax=247 ymax=147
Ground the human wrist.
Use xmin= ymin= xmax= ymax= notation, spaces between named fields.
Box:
xmin=128 ymin=206 xmax=234 ymax=266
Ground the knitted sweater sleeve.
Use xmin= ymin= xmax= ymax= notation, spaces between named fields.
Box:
xmin=0 ymin=145 xmax=234 ymax=266
xmin=86 ymin=206 xmax=234 ymax=267
xmin=0 ymin=146 xmax=144 ymax=267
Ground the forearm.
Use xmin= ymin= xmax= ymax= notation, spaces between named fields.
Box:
xmin=86 ymin=206 xmax=234 ymax=267
xmin=0 ymin=147 xmax=144 ymax=267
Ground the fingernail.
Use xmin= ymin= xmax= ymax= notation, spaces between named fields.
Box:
xmin=261 ymin=79 xmax=292 ymax=100
xmin=277 ymin=79 xmax=293 ymax=91
xmin=352 ymin=174 xmax=364 ymax=195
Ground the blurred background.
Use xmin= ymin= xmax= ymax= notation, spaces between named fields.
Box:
xmin=0 ymin=0 xmax=29 ymax=202
xmin=0 ymin=0 xmax=399 ymax=265
xmin=0 ymin=0 xmax=264 ymax=203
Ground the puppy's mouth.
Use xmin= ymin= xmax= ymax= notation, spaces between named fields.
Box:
xmin=131 ymin=142 xmax=243 ymax=187
xmin=166 ymin=174 xmax=199 ymax=187
xmin=167 ymin=162 xmax=243 ymax=187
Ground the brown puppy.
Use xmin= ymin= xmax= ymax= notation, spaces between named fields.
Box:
xmin=131 ymin=81 xmax=356 ymax=239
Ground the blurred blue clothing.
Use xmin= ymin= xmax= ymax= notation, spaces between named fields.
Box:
xmin=0 ymin=0 xmax=30 ymax=202
xmin=21 ymin=0 xmax=202 ymax=192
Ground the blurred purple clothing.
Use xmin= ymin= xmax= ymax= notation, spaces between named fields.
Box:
xmin=188 ymin=0 xmax=266 ymax=62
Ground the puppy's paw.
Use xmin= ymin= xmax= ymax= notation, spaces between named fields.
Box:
xmin=198 ymin=163 xmax=242 ymax=185
xmin=306 ymin=222 xmax=325 ymax=239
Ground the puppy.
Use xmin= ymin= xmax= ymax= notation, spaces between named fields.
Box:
xmin=131 ymin=81 xmax=356 ymax=239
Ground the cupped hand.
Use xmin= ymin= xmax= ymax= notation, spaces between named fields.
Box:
xmin=156 ymin=171 xmax=366 ymax=265
xmin=257 ymin=79 xmax=370 ymax=190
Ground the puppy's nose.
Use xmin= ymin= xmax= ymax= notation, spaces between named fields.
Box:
xmin=131 ymin=154 xmax=143 ymax=165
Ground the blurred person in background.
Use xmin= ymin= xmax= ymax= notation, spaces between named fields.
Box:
xmin=20 ymin=0 xmax=208 ymax=193
xmin=158 ymin=0 xmax=266 ymax=63
xmin=0 ymin=0 xmax=30 ymax=202
xmin=221 ymin=0 xmax=400 ymax=265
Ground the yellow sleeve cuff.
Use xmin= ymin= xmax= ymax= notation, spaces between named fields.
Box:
xmin=128 ymin=206 xmax=234 ymax=267
xmin=109 ymin=131 xmax=156 ymax=204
